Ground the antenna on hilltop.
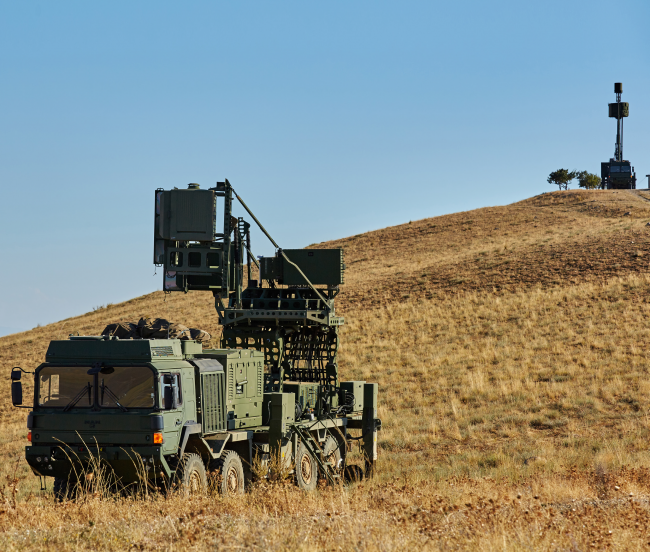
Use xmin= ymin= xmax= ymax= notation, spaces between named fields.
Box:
xmin=609 ymin=82 xmax=628 ymax=161
xmin=601 ymin=83 xmax=635 ymax=189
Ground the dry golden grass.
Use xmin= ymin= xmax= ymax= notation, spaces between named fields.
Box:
xmin=6 ymin=472 xmax=650 ymax=551
xmin=3 ymin=189 xmax=650 ymax=549
xmin=327 ymin=189 xmax=650 ymax=302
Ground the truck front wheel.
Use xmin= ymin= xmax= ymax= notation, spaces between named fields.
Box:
xmin=177 ymin=453 xmax=207 ymax=495
xmin=53 ymin=477 xmax=72 ymax=502
xmin=211 ymin=451 xmax=245 ymax=495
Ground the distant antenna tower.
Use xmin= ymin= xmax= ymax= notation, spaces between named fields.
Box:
xmin=609 ymin=82 xmax=629 ymax=161
xmin=601 ymin=83 xmax=635 ymax=189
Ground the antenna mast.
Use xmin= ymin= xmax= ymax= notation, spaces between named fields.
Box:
xmin=610 ymin=82 xmax=627 ymax=161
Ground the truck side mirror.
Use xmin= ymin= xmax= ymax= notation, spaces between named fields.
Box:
xmin=162 ymin=375 xmax=180 ymax=410
xmin=163 ymin=383 xmax=173 ymax=410
xmin=11 ymin=368 xmax=22 ymax=381
xmin=11 ymin=381 xmax=23 ymax=406
xmin=172 ymin=383 xmax=179 ymax=410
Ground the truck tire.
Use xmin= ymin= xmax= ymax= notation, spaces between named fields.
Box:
xmin=211 ymin=451 xmax=245 ymax=495
xmin=177 ymin=453 xmax=207 ymax=495
xmin=322 ymin=435 xmax=342 ymax=474
xmin=295 ymin=441 xmax=317 ymax=491
xmin=53 ymin=477 xmax=71 ymax=502
xmin=344 ymin=464 xmax=364 ymax=483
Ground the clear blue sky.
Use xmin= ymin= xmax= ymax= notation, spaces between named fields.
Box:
xmin=1 ymin=0 xmax=649 ymax=336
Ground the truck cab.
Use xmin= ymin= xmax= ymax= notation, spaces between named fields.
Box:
xmin=601 ymin=160 xmax=636 ymax=189
xmin=17 ymin=336 xmax=265 ymax=491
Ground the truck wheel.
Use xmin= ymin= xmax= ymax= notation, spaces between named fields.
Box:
xmin=322 ymin=436 xmax=342 ymax=474
xmin=295 ymin=441 xmax=317 ymax=491
xmin=53 ymin=477 xmax=70 ymax=502
xmin=344 ymin=464 xmax=364 ymax=483
xmin=177 ymin=453 xmax=207 ymax=495
xmin=54 ymin=476 xmax=83 ymax=501
xmin=211 ymin=451 xmax=245 ymax=495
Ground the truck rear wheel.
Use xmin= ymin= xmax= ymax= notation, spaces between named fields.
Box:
xmin=344 ymin=464 xmax=364 ymax=483
xmin=323 ymin=435 xmax=342 ymax=474
xmin=295 ymin=441 xmax=317 ymax=491
xmin=211 ymin=451 xmax=245 ymax=495
xmin=177 ymin=453 xmax=207 ymax=495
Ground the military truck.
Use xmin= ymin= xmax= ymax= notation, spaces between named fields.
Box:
xmin=601 ymin=159 xmax=636 ymax=190
xmin=12 ymin=180 xmax=380 ymax=498
xmin=601 ymin=83 xmax=637 ymax=190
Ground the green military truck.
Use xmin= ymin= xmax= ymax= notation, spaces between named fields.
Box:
xmin=12 ymin=180 xmax=380 ymax=498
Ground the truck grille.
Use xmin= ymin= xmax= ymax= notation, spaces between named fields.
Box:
xmin=201 ymin=371 xmax=226 ymax=433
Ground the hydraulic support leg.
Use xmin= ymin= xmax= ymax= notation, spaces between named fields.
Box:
xmin=362 ymin=383 xmax=378 ymax=476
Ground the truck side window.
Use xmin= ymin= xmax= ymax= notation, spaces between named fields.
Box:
xmin=161 ymin=373 xmax=182 ymax=410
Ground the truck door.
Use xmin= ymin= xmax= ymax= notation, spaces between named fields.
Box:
xmin=160 ymin=373 xmax=183 ymax=453
xmin=181 ymin=369 xmax=196 ymax=423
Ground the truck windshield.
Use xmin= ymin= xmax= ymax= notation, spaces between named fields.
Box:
xmin=99 ymin=366 xmax=155 ymax=408
xmin=38 ymin=366 xmax=155 ymax=409
xmin=39 ymin=367 xmax=93 ymax=408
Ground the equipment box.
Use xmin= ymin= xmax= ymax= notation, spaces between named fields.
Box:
xmin=283 ymin=382 xmax=320 ymax=413
xmin=340 ymin=381 xmax=365 ymax=412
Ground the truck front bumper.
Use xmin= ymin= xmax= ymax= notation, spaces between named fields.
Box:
xmin=25 ymin=445 xmax=171 ymax=484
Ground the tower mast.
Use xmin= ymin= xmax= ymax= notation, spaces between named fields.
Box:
xmin=614 ymin=82 xmax=623 ymax=161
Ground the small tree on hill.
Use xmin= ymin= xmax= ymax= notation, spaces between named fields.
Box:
xmin=547 ymin=169 xmax=577 ymax=190
xmin=576 ymin=171 xmax=602 ymax=190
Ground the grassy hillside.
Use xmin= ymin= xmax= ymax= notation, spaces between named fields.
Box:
xmin=3 ymin=189 xmax=650 ymax=549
